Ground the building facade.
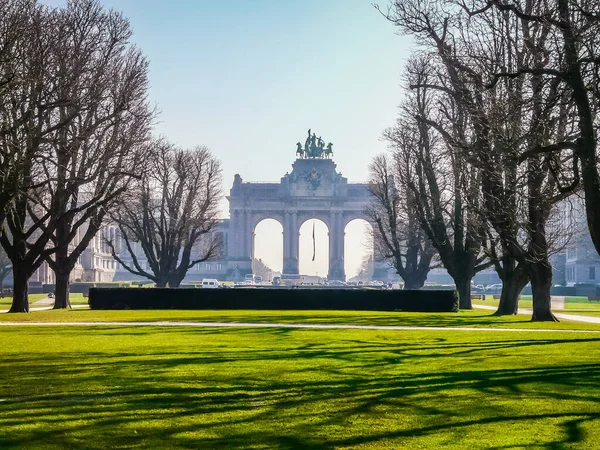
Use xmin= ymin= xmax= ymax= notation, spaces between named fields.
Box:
xmin=561 ymin=197 xmax=600 ymax=286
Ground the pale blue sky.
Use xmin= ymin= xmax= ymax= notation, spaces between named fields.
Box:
xmin=44 ymin=0 xmax=413 ymax=277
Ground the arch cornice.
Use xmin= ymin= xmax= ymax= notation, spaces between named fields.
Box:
xmin=296 ymin=212 xmax=331 ymax=231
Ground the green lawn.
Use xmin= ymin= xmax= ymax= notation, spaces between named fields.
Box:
xmin=0 ymin=293 xmax=88 ymax=309
xmin=0 ymin=315 xmax=599 ymax=449
xmin=474 ymin=296 xmax=600 ymax=316
xmin=1 ymin=308 xmax=600 ymax=330
xmin=0 ymin=294 xmax=48 ymax=308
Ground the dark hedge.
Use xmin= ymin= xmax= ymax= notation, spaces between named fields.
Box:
xmin=88 ymin=287 xmax=459 ymax=312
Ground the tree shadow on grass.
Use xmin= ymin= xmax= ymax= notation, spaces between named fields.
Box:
xmin=1 ymin=329 xmax=600 ymax=449
xmin=3 ymin=364 xmax=599 ymax=449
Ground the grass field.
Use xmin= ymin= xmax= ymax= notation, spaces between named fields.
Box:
xmin=0 ymin=293 xmax=88 ymax=309
xmin=1 ymin=308 xmax=600 ymax=330
xmin=473 ymin=296 xmax=600 ymax=317
xmin=1 ymin=309 xmax=600 ymax=448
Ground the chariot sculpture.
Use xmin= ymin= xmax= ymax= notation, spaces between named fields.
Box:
xmin=295 ymin=128 xmax=333 ymax=159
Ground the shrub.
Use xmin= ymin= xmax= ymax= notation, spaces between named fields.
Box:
xmin=89 ymin=288 xmax=459 ymax=312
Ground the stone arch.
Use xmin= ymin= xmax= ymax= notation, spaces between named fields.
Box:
xmin=225 ymin=157 xmax=374 ymax=282
xmin=251 ymin=213 xmax=284 ymax=234
xmin=342 ymin=212 xmax=375 ymax=231
xmin=296 ymin=212 xmax=331 ymax=233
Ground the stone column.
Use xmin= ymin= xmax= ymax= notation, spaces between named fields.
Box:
xmin=291 ymin=212 xmax=299 ymax=274
xmin=328 ymin=212 xmax=345 ymax=281
xmin=228 ymin=209 xmax=240 ymax=258
xmin=244 ymin=210 xmax=253 ymax=260
xmin=229 ymin=208 xmax=247 ymax=260
xmin=283 ymin=211 xmax=299 ymax=274
xmin=283 ymin=211 xmax=291 ymax=272
xmin=227 ymin=209 xmax=252 ymax=278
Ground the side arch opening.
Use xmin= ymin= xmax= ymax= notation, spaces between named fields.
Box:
xmin=253 ymin=218 xmax=283 ymax=282
xmin=344 ymin=219 xmax=374 ymax=283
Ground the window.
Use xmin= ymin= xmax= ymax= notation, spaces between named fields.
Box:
xmin=216 ymin=263 xmax=222 ymax=272
xmin=205 ymin=263 xmax=211 ymax=272
xmin=590 ymin=266 xmax=596 ymax=280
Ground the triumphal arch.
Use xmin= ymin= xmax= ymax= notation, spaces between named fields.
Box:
xmin=226 ymin=129 xmax=375 ymax=281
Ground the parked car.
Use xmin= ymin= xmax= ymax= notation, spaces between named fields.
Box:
xmin=485 ymin=284 xmax=502 ymax=293
xmin=471 ymin=284 xmax=485 ymax=293
xmin=201 ymin=279 xmax=220 ymax=289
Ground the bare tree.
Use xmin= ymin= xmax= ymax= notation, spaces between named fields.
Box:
xmin=0 ymin=0 xmax=153 ymax=312
xmin=367 ymin=153 xmax=435 ymax=289
xmin=0 ymin=1 xmax=72 ymax=312
xmin=381 ymin=0 xmax=581 ymax=320
xmin=41 ymin=0 xmax=153 ymax=309
xmin=459 ymin=2 xmax=578 ymax=317
xmin=464 ymin=0 xmax=600 ymax=257
xmin=253 ymin=258 xmax=273 ymax=281
xmin=0 ymin=0 xmax=41 ymax=225
xmin=107 ymin=141 xmax=223 ymax=288
xmin=385 ymin=73 xmax=490 ymax=309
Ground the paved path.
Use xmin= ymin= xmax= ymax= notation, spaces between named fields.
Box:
xmin=474 ymin=304 xmax=600 ymax=324
xmin=0 ymin=320 xmax=598 ymax=333
xmin=32 ymin=296 xmax=54 ymax=306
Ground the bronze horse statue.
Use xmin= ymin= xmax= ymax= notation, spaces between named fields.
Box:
xmin=296 ymin=142 xmax=305 ymax=158
xmin=323 ymin=142 xmax=333 ymax=158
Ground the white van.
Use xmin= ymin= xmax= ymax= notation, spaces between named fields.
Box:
xmin=201 ymin=279 xmax=220 ymax=289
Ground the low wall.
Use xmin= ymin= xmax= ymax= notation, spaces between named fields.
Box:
xmin=88 ymin=288 xmax=459 ymax=312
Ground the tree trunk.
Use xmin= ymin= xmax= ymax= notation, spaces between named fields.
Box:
xmin=53 ymin=270 xmax=71 ymax=309
xmin=9 ymin=267 xmax=29 ymax=313
xmin=403 ymin=275 xmax=425 ymax=290
xmin=456 ymin=276 xmax=472 ymax=309
xmin=50 ymin=233 xmax=72 ymax=309
xmin=530 ymin=261 xmax=557 ymax=322
xmin=494 ymin=263 xmax=528 ymax=316
xmin=168 ymin=278 xmax=182 ymax=288
xmin=156 ymin=276 xmax=168 ymax=288
xmin=494 ymin=274 xmax=528 ymax=316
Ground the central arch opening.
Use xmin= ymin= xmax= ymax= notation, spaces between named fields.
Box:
xmin=253 ymin=219 xmax=283 ymax=281
xmin=299 ymin=219 xmax=329 ymax=277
